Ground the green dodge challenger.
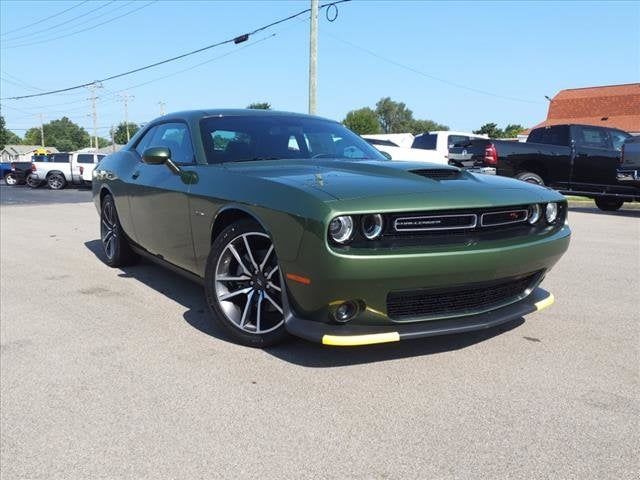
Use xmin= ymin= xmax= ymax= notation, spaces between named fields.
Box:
xmin=93 ymin=109 xmax=570 ymax=347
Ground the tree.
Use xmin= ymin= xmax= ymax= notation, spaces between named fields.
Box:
xmin=503 ymin=124 xmax=525 ymax=138
xmin=247 ymin=102 xmax=271 ymax=110
xmin=375 ymin=97 xmax=414 ymax=133
xmin=473 ymin=122 xmax=503 ymax=138
xmin=23 ymin=117 xmax=90 ymax=151
xmin=112 ymin=122 xmax=140 ymax=145
xmin=342 ymin=107 xmax=381 ymax=135
xmin=0 ymin=115 xmax=22 ymax=148
xmin=409 ymin=119 xmax=449 ymax=135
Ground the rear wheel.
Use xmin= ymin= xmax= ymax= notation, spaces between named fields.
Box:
xmin=4 ymin=173 xmax=17 ymax=186
xmin=47 ymin=172 xmax=67 ymax=190
xmin=515 ymin=171 xmax=544 ymax=185
xmin=204 ymin=219 xmax=289 ymax=347
xmin=26 ymin=175 xmax=41 ymax=188
xmin=100 ymin=194 xmax=138 ymax=267
xmin=594 ymin=197 xmax=624 ymax=211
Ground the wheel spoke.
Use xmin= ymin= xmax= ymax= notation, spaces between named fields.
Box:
xmin=266 ymin=265 xmax=279 ymax=280
xmin=255 ymin=292 xmax=263 ymax=332
xmin=239 ymin=290 xmax=254 ymax=327
xmin=228 ymin=243 xmax=251 ymax=276
xmin=218 ymin=286 xmax=252 ymax=301
xmin=242 ymin=235 xmax=259 ymax=272
xmin=259 ymin=245 xmax=274 ymax=271
xmin=217 ymin=275 xmax=251 ymax=282
xmin=105 ymin=236 xmax=115 ymax=257
xmin=267 ymin=281 xmax=281 ymax=292
xmin=263 ymin=291 xmax=283 ymax=314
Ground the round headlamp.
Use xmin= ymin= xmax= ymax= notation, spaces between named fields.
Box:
xmin=545 ymin=202 xmax=558 ymax=224
xmin=329 ymin=216 xmax=354 ymax=244
xmin=361 ymin=214 xmax=384 ymax=240
xmin=527 ymin=204 xmax=541 ymax=224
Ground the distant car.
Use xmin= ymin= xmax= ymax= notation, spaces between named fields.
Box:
xmin=1 ymin=162 xmax=12 ymax=183
xmin=363 ymin=131 xmax=488 ymax=164
xmin=92 ymin=109 xmax=570 ymax=348
xmin=449 ymin=124 xmax=637 ymax=211
xmin=617 ymin=136 xmax=640 ymax=188
xmin=29 ymin=152 xmax=105 ymax=189
xmin=3 ymin=161 xmax=33 ymax=186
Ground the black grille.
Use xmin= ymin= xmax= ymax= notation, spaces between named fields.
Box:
xmin=410 ymin=169 xmax=461 ymax=180
xmin=386 ymin=272 xmax=541 ymax=321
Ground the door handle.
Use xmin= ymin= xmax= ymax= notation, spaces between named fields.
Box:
xmin=132 ymin=170 xmax=140 ymax=180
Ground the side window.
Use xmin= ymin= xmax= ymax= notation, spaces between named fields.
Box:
xmin=576 ymin=127 xmax=611 ymax=150
xmin=77 ymin=154 xmax=95 ymax=164
xmin=97 ymin=155 xmax=105 ymax=161
xmin=134 ymin=126 xmax=157 ymax=157
xmin=149 ymin=122 xmax=195 ymax=164
xmin=51 ymin=153 xmax=70 ymax=163
xmin=448 ymin=135 xmax=470 ymax=149
xmin=610 ymin=130 xmax=630 ymax=151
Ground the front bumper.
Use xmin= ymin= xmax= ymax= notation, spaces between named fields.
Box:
xmin=285 ymin=287 xmax=554 ymax=346
xmin=616 ymin=168 xmax=640 ymax=183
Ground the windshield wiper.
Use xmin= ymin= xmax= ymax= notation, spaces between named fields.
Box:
xmin=228 ymin=156 xmax=281 ymax=163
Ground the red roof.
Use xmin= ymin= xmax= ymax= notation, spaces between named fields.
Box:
xmin=532 ymin=83 xmax=640 ymax=133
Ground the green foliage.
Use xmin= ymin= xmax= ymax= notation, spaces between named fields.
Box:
xmin=473 ymin=123 xmax=526 ymax=138
xmin=342 ymin=107 xmax=381 ymax=135
xmin=375 ymin=97 xmax=414 ymax=133
xmin=112 ymin=122 xmax=140 ymax=145
xmin=503 ymin=124 xmax=526 ymax=138
xmin=247 ymin=102 xmax=271 ymax=110
xmin=97 ymin=137 xmax=110 ymax=148
xmin=0 ymin=115 xmax=22 ymax=148
xmin=409 ymin=119 xmax=449 ymax=135
xmin=23 ymin=117 xmax=90 ymax=151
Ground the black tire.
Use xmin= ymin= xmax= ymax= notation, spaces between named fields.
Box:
xmin=594 ymin=197 xmax=624 ymax=212
xmin=26 ymin=175 xmax=42 ymax=188
xmin=515 ymin=171 xmax=544 ymax=186
xmin=47 ymin=172 xmax=67 ymax=190
xmin=204 ymin=219 xmax=289 ymax=347
xmin=3 ymin=173 xmax=18 ymax=186
xmin=100 ymin=194 xmax=138 ymax=267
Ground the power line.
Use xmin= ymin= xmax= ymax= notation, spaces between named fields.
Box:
xmin=325 ymin=32 xmax=541 ymax=105
xmin=1 ymin=0 xmax=351 ymax=100
xmin=0 ymin=0 xmax=90 ymax=37
xmin=4 ymin=1 xmax=153 ymax=49
xmin=1 ymin=1 xmax=117 ymax=43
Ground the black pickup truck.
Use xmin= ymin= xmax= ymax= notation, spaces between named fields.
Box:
xmin=3 ymin=161 xmax=35 ymax=186
xmin=449 ymin=124 xmax=638 ymax=211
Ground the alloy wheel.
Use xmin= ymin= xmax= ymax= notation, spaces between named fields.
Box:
xmin=214 ymin=232 xmax=284 ymax=334
xmin=4 ymin=174 xmax=17 ymax=186
xmin=101 ymin=201 xmax=117 ymax=260
xmin=48 ymin=174 xmax=64 ymax=189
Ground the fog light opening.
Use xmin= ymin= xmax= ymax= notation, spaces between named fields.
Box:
xmin=333 ymin=301 xmax=359 ymax=323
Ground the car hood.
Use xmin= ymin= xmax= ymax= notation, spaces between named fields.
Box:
xmin=223 ymin=159 xmax=562 ymax=207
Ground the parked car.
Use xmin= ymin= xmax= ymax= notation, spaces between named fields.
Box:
xmin=448 ymin=124 xmax=637 ymax=211
xmin=3 ymin=161 xmax=33 ymax=186
xmin=617 ymin=135 xmax=640 ymax=188
xmin=363 ymin=131 xmax=488 ymax=164
xmin=29 ymin=152 xmax=105 ymax=189
xmin=92 ymin=109 xmax=570 ymax=348
xmin=0 ymin=162 xmax=11 ymax=182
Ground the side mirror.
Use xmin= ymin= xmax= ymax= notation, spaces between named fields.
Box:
xmin=142 ymin=146 xmax=180 ymax=174
xmin=142 ymin=146 xmax=171 ymax=165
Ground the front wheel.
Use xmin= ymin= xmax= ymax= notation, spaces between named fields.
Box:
xmin=26 ymin=175 xmax=42 ymax=188
xmin=4 ymin=173 xmax=17 ymax=186
xmin=47 ymin=172 xmax=67 ymax=190
xmin=204 ymin=219 xmax=289 ymax=347
xmin=515 ymin=171 xmax=544 ymax=185
xmin=594 ymin=197 xmax=624 ymax=211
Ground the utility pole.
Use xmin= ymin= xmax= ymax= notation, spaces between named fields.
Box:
xmin=308 ymin=0 xmax=318 ymax=115
xmin=87 ymin=82 xmax=102 ymax=150
xmin=39 ymin=113 xmax=45 ymax=147
xmin=110 ymin=125 xmax=115 ymax=152
xmin=158 ymin=100 xmax=166 ymax=116
xmin=118 ymin=92 xmax=134 ymax=142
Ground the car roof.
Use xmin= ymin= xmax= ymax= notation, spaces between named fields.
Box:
xmin=158 ymin=109 xmax=336 ymax=123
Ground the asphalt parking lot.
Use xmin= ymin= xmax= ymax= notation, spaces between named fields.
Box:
xmin=1 ymin=184 xmax=638 ymax=479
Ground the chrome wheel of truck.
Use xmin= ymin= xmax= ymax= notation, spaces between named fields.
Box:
xmin=4 ymin=173 xmax=17 ymax=186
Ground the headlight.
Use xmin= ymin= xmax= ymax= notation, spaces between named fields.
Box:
xmin=361 ymin=214 xmax=384 ymax=240
xmin=329 ymin=216 xmax=354 ymax=244
xmin=545 ymin=202 xmax=558 ymax=223
xmin=527 ymin=204 xmax=541 ymax=224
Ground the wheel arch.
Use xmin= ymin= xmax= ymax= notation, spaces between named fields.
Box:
xmin=516 ymin=161 xmax=548 ymax=182
xmin=210 ymin=205 xmax=270 ymax=245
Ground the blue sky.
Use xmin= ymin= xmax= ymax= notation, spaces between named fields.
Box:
xmin=1 ymin=0 xmax=638 ymax=139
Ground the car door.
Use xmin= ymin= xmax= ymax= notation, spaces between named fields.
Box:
xmin=128 ymin=121 xmax=197 ymax=271
xmin=571 ymin=125 xmax=618 ymax=187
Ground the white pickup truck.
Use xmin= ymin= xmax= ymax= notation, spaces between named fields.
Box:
xmin=29 ymin=152 xmax=105 ymax=190
xmin=363 ymin=131 xmax=488 ymax=164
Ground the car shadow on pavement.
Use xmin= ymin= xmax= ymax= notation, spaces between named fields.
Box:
xmin=85 ymin=239 xmax=525 ymax=368
xmin=568 ymin=205 xmax=640 ymax=218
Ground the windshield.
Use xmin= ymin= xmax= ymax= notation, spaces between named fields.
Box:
xmin=200 ymin=115 xmax=387 ymax=164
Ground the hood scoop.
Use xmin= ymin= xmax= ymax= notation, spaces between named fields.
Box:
xmin=410 ymin=168 xmax=461 ymax=180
